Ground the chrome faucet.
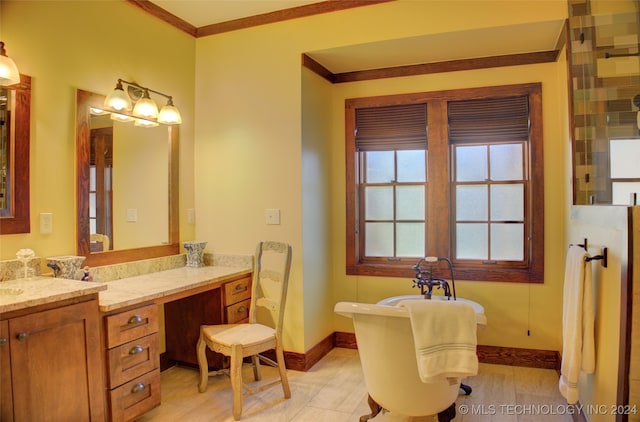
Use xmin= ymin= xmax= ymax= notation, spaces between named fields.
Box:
xmin=411 ymin=256 xmax=456 ymax=300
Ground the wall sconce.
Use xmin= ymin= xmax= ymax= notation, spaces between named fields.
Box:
xmin=0 ymin=41 xmax=20 ymax=86
xmin=104 ymin=79 xmax=182 ymax=125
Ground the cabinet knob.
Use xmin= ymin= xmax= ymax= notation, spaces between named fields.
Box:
xmin=237 ymin=306 xmax=247 ymax=313
xmin=129 ymin=345 xmax=144 ymax=355
xmin=234 ymin=284 xmax=246 ymax=292
xmin=16 ymin=332 xmax=27 ymax=341
xmin=127 ymin=315 xmax=143 ymax=325
xmin=131 ymin=382 xmax=146 ymax=394
xmin=0 ymin=338 xmax=6 ymax=346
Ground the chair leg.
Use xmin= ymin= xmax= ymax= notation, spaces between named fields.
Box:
xmin=231 ymin=344 xmax=244 ymax=420
xmin=196 ymin=334 xmax=209 ymax=393
xmin=275 ymin=342 xmax=291 ymax=398
xmin=251 ymin=355 xmax=262 ymax=381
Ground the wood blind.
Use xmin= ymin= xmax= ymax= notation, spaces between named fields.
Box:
xmin=355 ymin=103 xmax=427 ymax=151
xmin=448 ymin=96 xmax=529 ymax=143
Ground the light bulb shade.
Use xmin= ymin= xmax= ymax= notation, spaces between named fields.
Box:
xmin=104 ymin=83 xmax=132 ymax=111
xmin=157 ymin=103 xmax=182 ymax=124
xmin=110 ymin=112 xmax=135 ymax=122
xmin=134 ymin=118 xmax=159 ymax=128
xmin=0 ymin=42 xmax=20 ymax=86
xmin=133 ymin=95 xmax=159 ymax=119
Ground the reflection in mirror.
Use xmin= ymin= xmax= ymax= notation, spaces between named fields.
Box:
xmin=76 ymin=89 xmax=179 ymax=266
xmin=0 ymin=75 xmax=30 ymax=234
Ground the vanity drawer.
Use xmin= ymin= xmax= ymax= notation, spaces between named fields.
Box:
xmin=224 ymin=276 xmax=251 ymax=305
xmin=109 ymin=369 xmax=161 ymax=422
xmin=107 ymin=333 xmax=159 ymax=389
xmin=225 ymin=298 xmax=251 ymax=323
xmin=105 ymin=304 xmax=158 ymax=349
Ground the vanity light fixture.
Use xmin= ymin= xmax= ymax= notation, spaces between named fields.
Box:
xmin=0 ymin=41 xmax=20 ymax=86
xmin=104 ymin=78 xmax=182 ymax=125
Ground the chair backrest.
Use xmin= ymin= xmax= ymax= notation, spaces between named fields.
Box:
xmin=249 ymin=241 xmax=292 ymax=337
xmin=90 ymin=233 xmax=110 ymax=251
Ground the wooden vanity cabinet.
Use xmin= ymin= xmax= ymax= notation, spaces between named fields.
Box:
xmin=164 ymin=273 xmax=252 ymax=367
xmin=0 ymin=297 xmax=105 ymax=422
xmin=103 ymin=303 xmax=161 ymax=422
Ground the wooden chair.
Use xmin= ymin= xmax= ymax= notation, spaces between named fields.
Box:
xmin=90 ymin=233 xmax=110 ymax=251
xmin=196 ymin=241 xmax=292 ymax=420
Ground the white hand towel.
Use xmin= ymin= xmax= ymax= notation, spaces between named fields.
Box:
xmin=559 ymin=245 xmax=595 ymax=404
xmin=399 ymin=299 xmax=478 ymax=383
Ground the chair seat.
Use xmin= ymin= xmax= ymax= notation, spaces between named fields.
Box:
xmin=202 ymin=323 xmax=276 ymax=349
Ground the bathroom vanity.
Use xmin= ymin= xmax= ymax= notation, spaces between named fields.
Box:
xmin=0 ymin=264 xmax=252 ymax=422
xmin=97 ymin=265 xmax=252 ymax=422
xmin=0 ymin=278 xmax=107 ymax=421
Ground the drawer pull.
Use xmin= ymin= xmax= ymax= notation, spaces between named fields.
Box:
xmin=129 ymin=345 xmax=144 ymax=355
xmin=237 ymin=306 xmax=247 ymax=313
xmin=128 ymin=315 xmax=143 ymax=325
xmin=234 ymin=284 xmax=247 ymax=292
xmin=131 ymin=382 xmax=146 ymax=394
xmin=16 ymin=332 xmax=27 ymax=342
xmin=0 ymin=338 xmax=6 ymax=346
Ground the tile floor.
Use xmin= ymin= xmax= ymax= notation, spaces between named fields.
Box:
xmin=137 ymin=347 xmax=573 ymax=422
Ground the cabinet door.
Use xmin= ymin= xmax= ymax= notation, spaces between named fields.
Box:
xmin=0 ymin=320 xmax=13 ymax=421
xmin=9 ymin=300 xmax=105 ymax=421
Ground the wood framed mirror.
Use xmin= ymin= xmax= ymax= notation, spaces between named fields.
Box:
xmin=0 ymin=74 xmax=31 ymax=234
xmin=76 ymin=89 xmax=179 ymax=266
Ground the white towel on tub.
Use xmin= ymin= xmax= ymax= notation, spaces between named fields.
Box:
xmin=559 ymin=245 xmax=595 ymax=404
xmin=399 ymin=299 xmax=478 ymax=383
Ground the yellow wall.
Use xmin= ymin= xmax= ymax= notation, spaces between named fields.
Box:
xmin=0 ymin=0 xmax=196 ymax=262
xmin=4 ymin=2 xmax=631 ymax=414
xmin=192 ymin=0 xmax=567 ymax=354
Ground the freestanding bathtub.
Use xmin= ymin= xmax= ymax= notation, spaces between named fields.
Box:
xmin=334 ymin=295 xmax=486 ymax=421
xmin=377 ymin=295 xmax=487 ymax=326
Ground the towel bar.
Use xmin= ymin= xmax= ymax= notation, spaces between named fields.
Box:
xmin=573 ymin=238 xmax=608 ymax=268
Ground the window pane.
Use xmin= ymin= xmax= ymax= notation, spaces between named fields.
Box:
xmin=456 ymin=145 xmax=487 ymax=182
xmin=365 ymin=151 xmax=394 ymax=183
xmin=396 ymin=186 xmax=424 ymax=220
xmin=610 ymin=139 xmax=640 ymax=179
xmin=490 ymin=144 xmax=523 ymax=180
xmin=365 ymin=222 xmax=393 ymax=256
xmin=397 ymin=150 xmax=426 ymax=182
xmin=456 ymin=185 xmax=487 ymax=221
xmin=456 ymin=223 xmax=488 ymax=259
xmin=612 ymin=182 xmax=640 ymax=205
xmin=365 ymin=186 xmax=393 ymax=220
xmin=490 ymin=184 xmax=524 ymax=221
xmin=90 ymin=220 xmax=96 ymax=234
xmin=396 ymin=222 xmax=425 ymax=257
xmin=491 ymin=223 xmax=524 ymax=260
xmin=90 ymin=166 xmax=96 ymax=191
xmin=89 ymin=193 xmax=96 ymax=218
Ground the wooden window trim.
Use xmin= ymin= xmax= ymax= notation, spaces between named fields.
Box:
xmin=346 ymin=83 xmax=544 ymax=283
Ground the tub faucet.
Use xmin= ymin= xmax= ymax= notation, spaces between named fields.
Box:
xmin=411 ymin=256 xmax=456 ymax=300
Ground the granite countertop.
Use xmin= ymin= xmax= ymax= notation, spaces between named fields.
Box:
xmin=0 ymin=277 xmax=107 ymax=315
xmin=98 ymin=265 xmax=252 ymax=312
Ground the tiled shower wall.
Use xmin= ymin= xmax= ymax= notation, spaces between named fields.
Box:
xmin=569 ymin=0 xmax=640 ymax=204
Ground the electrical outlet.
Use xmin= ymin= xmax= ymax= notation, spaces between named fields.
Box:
xmin=265 ymin=208 xmax=280 ymax=225
xmin=40 ymin=213 xmax=53 ymax=234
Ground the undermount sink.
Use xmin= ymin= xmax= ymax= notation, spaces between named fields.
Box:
xmin=0 ymin=287 xmax=24 ymax=296
xmin=377 ymin=294 xmax=487 ymax=325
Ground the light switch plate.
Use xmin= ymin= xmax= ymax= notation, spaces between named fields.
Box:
xmin=127 ymin=208 xmax=138 ymax=222
xmin=265 ymin=208 xmax=280 ymax=225
xmin=187 ymin=208 xmax=195 ymax=224
xmin=40 ymin=213 xmax=53 ymax=234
